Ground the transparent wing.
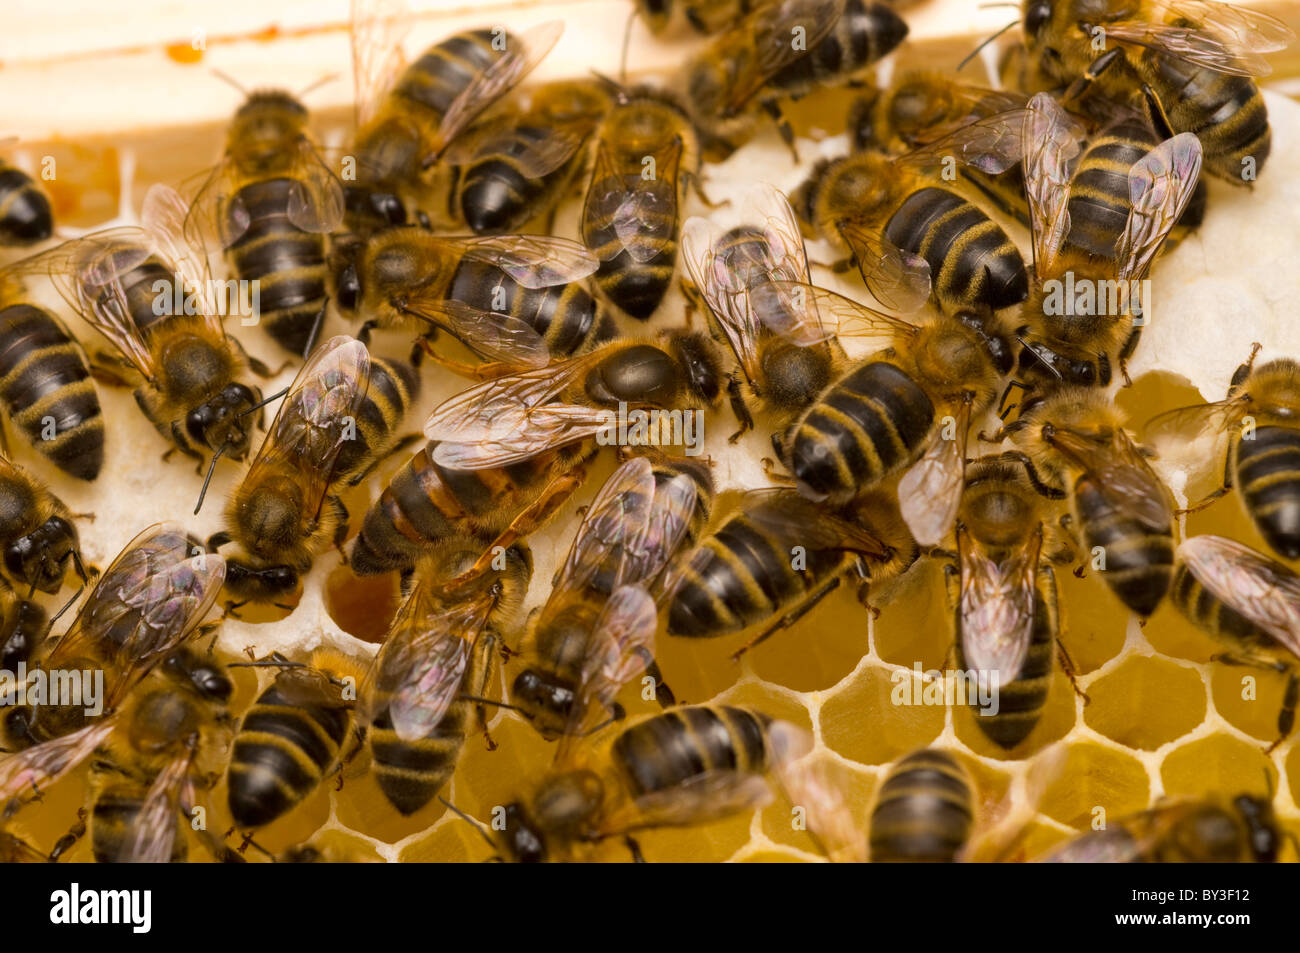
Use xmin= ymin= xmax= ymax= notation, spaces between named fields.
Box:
xmin=722 ymin=0 xmax=847 ymax=111
xmin=903 ymin=107 xmax=1031 ymax=175
xmin=958 ymin=525 xmax=1039 ymax=686
xmin=1046 ymin=426 xmax=1173 ymax=531
xmin=1115 ymin=133 xmax=1203 ymax=284
xmin=744 ymin=488 xmax=889 ymax=557
xmin=766 ymin=280 xmax=914 ymax=350
xmin=0 ymin=721 xmax=115 ymax=807
xmin=1179 ymin=535 xmax=1300 ymax=658
xmin=141 ymin=183 xmax=218 ymax=329
xmin=1143 ymin=396 xmax=1244 ymax=447
xmin=899 ymin=399 xmax=969 ymax=547
xmin=1023 ymin=92 xmax=1083 ymax=281
xmin=445 ymin=119 xmax=590 ymax=178
xmin=285 ymin=139 xmax=347 ymax=234
xmin=837 ymin=222 xmax=933 ymax=314
xmin=117 ymin=748 xmax=191 ymax=863
xmin=768 ymin=721 xmax=868 ymax=863
xmin=681 ymin=214 xmax=762 ymax=383
xmin=431 ymin=404 xmax=609 ymax=469
xmin=551 ymin=457 xmax=658 ymax=599
xmin=454 ymin=233 xmax=600 ymax=288
xmin=1104 ymin=0 xmax=1294 ymax=77
xmin=600 ymin=770 xmax=775 ymax=836
xmin=351 ymin=0 xmax=411 ymax=128
xmin=583 ymin=137 xmax=682 ymax=265
xmin=398 ymin=292 xmax=551 ymax=367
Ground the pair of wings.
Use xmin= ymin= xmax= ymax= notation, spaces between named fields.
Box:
xmin=1047 ymin=425 xmax=1174 ymax=532
xmin=1179 ymin=535 xmax=1300 ymax=659
xmin=389 ymin=232 xmax=597 ymax=370
xmin=582 ymin=135 xmax=684 ymax=268
xmin=42 ymin=523 xmax=226 ymax=712
xmin=1022 ymin=92 xmax=1203 ymax=283
xmin=957 ymin=523 xmax=1044 ymax=688
xmin=350 ymin=0 xmax=564 ymax=163
xmin=1037 ymin=797 xmax=1244 ymax=863
xmin=239 ymin=336 xmax=372 ymax=515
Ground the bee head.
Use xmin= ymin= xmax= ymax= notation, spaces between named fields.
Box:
xmin=1234 ymin=795 xmax=1280 ymax=862
xmin=188 ymin=382 xmax=259 ymax=458
xmin=4 ymin=515 xmax=77 ymax=595
xmin=498 ymin=802 xmax=548 ymax=863
xmin=664 ymin=330 xmax=724 ymax=406
xmin=531 ymin=769 xmax=606 ymax=839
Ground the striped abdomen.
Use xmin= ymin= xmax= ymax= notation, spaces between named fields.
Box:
xmin=393 ymin=30 xmax=506 ymax=123
xmin=224 ymin=177 xmax=330 ymax=356
xmin=1146 ymin=49 xmax=1270 ymax=183
xmin=957 ymin=582 xmax=1053 ymax=749
xmin=667 ymin=509 xmax=847 ymax=637
xmin=585 ymin=170 xmax=679 ymax=321
xmin=447 ymin=259 xmax=608 ymax=360
xmin=869 ymin=748 xmax=973 ymax=863
xmin=1074 ymin=474 xmax=1174 ymax=617
xmin=883 ymin=187 xmax=1027 ymax=314
xmin=92 ymin=785 xmax=187 ymax=863
xmin=610 ymin=705 xmax=771 ymax=797
xmin=0 ymin=304 xmax=104 ymax=480
xmin=786 ymin=360 xmax=934 ymax=505
xmin=332 ymin=357 xmax=419 ymax=484
xmin=84 ymin=247 xmax=177 ymax=335
xmin=767 ymin=0 xmax=908 ymax=98
xmin=1170 ymin=562 xmax=1274 ymax=654
xmin=456 ymin=125 xmax=581 ymax=234
xmin=1234 ymin=426 xmax=1300 ymax=559
xmin=0 ymin=161 xmax=52 ymax=246
xmin=227 ymin=683 xmax=351 ymax=827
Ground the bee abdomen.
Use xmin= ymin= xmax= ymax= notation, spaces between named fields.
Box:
xmin=1153 ymin=54 xmax=1269 ymax=180
xmin=0 ymin=162 xmax=53 ymax=246
xmin=960 ymin=591 xmax=1053 ymax=749
xmin=368 ymin=705 xmax=466 ymax=815
xmin=448 ymin=259 xmax=603 ymax=359
xmin=0 ymin=304 xmax=104 ymax=480
xmin=884 ymin=187 xmax=1027 ymax=312
xmin=869 ymin=749 xmax=973 ymax=863
xmin=396 ymin=31 xmax=504 ymax=118
xmin=611 ymin=705 xmax=770 ymax=796
xmin=788 ymin=360 xmax=934 ymax=504
xmin=768 ymin=0 xmax=908 ymax=96
xmin=458 ymin=126 xmax=572 ymax=234
xmin=334 ymin=357 xmax=419 ymax=483
xmin=92 ymin=786 xmax=187 ymax=863
xmin=225 ymin=177 xmax=329 ymax=356
xmin=227 ymin=690 xmax=350 ymax=827
xmin=1171 ymin=563 xmax=1273 ymax=653
xmin=1075 ymin=477 xmax=1173 ymax=617
xmin=1235 ymin=426 xmax=1300 ymax=559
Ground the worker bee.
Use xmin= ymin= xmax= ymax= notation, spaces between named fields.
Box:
xmin=345 ymin=0 xmax=564 ymax=231
xmin=1016 ymin=93 xmax=1203 ymax=388
xmin=36 ymin=184 xmax=271 ymax=470
xmin=206 ymin=336 xmax=372 ymax=607
xmin=187 ymin=84 xmax=344 ymax=358
xmin=0 ymin=156 xmax=53 ymax=247
xmin=3 ymin=523 xmax=226 ymax=751
xmin=493 ymin=703 xmax=793 ymax=862
xmin=945 ymin=453 xmax=1075 ymax=749
xmin=1019 ymin=0 xmax=1293 ymax=184
xmin=1147 ymin=347 xmax=1300 ymax=561
xmin=0 ymin=271 xmax=105 ymax=481
xmin=361 ymin=542 xmax=532 ymax=815
xmin=0 ymin=452 xmax=90 ymax=597
xmin=512 ymin=453 xmax=708 ymax=739
xmin=990 ymin=387 xmax=1176 ymax=617
xmin=331 ymin=224 xmax=605 ymax=372
xmin=226 ymin=648 xmax=367 ymax=829
xmin=1173 ymin=534 xmax=1300 ymax=752
xmin=681 ymin=0 xmax=908 ymax=159
xmin=681 ymin=184 xmax=848 ymax=442
xmin=450 ymin=79 xmax=614 ymax=235
xmin=582 ymin=83 xmax=702 ymax=321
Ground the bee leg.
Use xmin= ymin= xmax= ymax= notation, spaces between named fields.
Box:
xmin=1178 ymin=454 xmax=1233 ymax=515
xmin=357 ymin=320 xmax=378 ymax=347
xmin=685 ymin=170 xmax=726 ymax=210
xmin=207 ymin=531 xmax=233 ymax=552
xmin=642 ymin=657 xmax=677 ymax=709
xmin=624 ymin=836 xmax=647 ymax=863
xmin=727 ymin=375 xmax=754 ymax=443
xmin=999 ymin=450 xmax=1067 ymax=500
xmin=413 ymin=340 xmax=509 ymax=380
xmin=347 ymin=433 xmax=422 ymax=486
xmin=760 ymin=100 xmax=799 ymax=163
xmin=247 ymin=355 xmax=294 ymax=378
xmin=996 ymin=380 xmax=1029 ymax=421
xmin=1059 ymin=46 xmax=1124 ymax=110
xmin=470 ymin=633 xmax=500 ymax=751
xmin=86 ymin=350 xmax=137 ymax=387
xmin=1139 ymin=82 xmax=1178 ymax=142
xmin=731 ymin=575 xmax=844 ymax=661
xmin=48 ymin=807 xmax=88 ymax=861
xmin=1267 ymin=668 xmax=1299 ymax=755
xmin=1055 ymin=638 xmax=1090 ymax=704
xmin=760 ymin=457 xmax=796 ymax=486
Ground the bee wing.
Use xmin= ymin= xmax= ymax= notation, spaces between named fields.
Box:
xmin=423 ymin=350 xmax=604 ymax=443
xmin=599 ymin=769 xmax=775 ymax=837
xmin=1105 ymin=0 xmax=1294 ymax=77
xmin=766 ymin=280 xmax=913 ymax=350
xmin=243 ymin=336 xmax=372 ymax=508
xmin=958 ymin=525 xmax=1039 ymax=686
xmin=445 ymin=119 xmax=591 ymax=178
xmin=767 ymin=721 xmax=868 ymax=862
xmin=1023 ymin=92 xmax=1083 ymax=282
xmin=1047 ymin=427 xmax=1173 ymax=531
xmin=0 ymin=721 xmax=116 ymax=808
xmin=398 ymin=293 xmax=551 ymax=367
xmin=1179 ymin=535 xmax=1300 ymax=657
xmin=455 ymin=233 xmax=599 ymax=288
xmin=285 ymin=139 xmax=347 ymax=234
xmin=1142 ymin=396 xmax=1244 ymax=448
xmin=681 ymin=215 xmax=763 ymax=384
xmin=903 ymin=107 xmax=1031 ymax=175
xmin=837 ymin=222 xmax=932 ymax=314
xmin=898 ymin=400 xmax=969 ymax=547
xmin=141 ymin=183 xmax=219 ymax=328
xmin=743 ymin=182 xmax=813 ymax=283
xmin=552 ymin=457 xmax=657 ymax=595
xmin=182 ymin=161 xmax=246 ymax=251
xmin=430 ymin=20 xmax=565 ymax=160
xmin=351 ymin=0 xmax=411 ymax=128
xmin=745 ymin=489 xmax=890 ymax=558
xmin=1036 ymin=827 xmax=1144 ymax=863
xmin=431 ymin=404 xmax=610 ymax=470
xmin=584 ymin=137 xmax=682 ymax=265
xmin=117 ymin=748 xmax=192 ymax=863
xmin=270 ymin=666 xmax=355 ymax=709
xmin=723 ymin=0 xmax=847 ymax=111
xmin=1116 ymin=133 xmax=1203 ymax=284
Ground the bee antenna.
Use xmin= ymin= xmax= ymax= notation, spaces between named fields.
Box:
xmin=210 ymin=68 xmax=249 ymax=96
xmin=48 ymin=579 xmax=88 ymax=628
xmin=296 ymin=73 xmax=340 ymax=100
xmin=957 ymin=18 xmax=1019 ymax=72
xmin=589 ymin=69 xmax=628 ymax=102
xmin=457 ymin=694 xmax=529 ymax=715
xmin=193 ymin=444 xmax=228 ymax=516
xmin=436 ymin=796 xmax=499 ymax=854
xmin=619 ymin=7 xmax=638 ymax=85
xmin=238 ymin=386 xmax=290 ymax=417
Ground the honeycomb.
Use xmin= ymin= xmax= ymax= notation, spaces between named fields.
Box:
xmin=3 ymin=2 xmax=1300 ymax=863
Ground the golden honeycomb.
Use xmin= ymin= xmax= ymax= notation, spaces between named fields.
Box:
xmin=2 ymin=0 xmax=1300 ymax=863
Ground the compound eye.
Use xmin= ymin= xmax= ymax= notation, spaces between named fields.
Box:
xmin=337 ymin=265 xmax=361 ymax=313
xmin=1025 ymin=2 xmax=1051 ymax=36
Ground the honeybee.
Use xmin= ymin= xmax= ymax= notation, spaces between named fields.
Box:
xmin=0 ymin=452 xmax=90 ymax=596
xmin=945 ymin=453 xmax=1075 ymax=749
xmin=990 ymin=387 xmax=1176 ymax=617
xmin=512 ymin=454 xmax=708 ymax=738
xmin=345 ymin=0 xmax=564 ymax=231
xmin=188 ymin=85 xmax=345 ymax=358
xmin=361 ymin=542 xmax=532 ymax=815
xmin=226 ymin=648 xmax=368 ymax=829
xmin=680 ymin=184 xmax=848 ymax=441
xmin=1016 ymin=93 xmax=1203 ymax=388
xmin=331 ymin=224 xmax=605 ymax=372
xmin=1173 ymin=534 xmax=1300 ymax=752
xmin=1019 ymin=0 xmax=1293 ymax=184
xmin=450 ymin=79 xmax=614 ymax=235
xmin=207 ymin=336 xmax=372 ymax=607
xmin=1147 ymin=347 xmax=1300 ymax=561
xmin=681 ymin=0 xmax=908 ymax=159
xmin=0 ymin=156 xmax=53 ymax=247
xmin=4 ymin=523 xmax=226 ymax=751
xmin=36 ymin=184 xmax=271 ymax=470
xmin=0 ymin=577 xmax=47 ymax=674
xmin=582 ymin=84 xmax=702 ymax=321
xmin=494 ymin=704 xmax=794 ymax=862
xmin=0 ymin=271 xmax=105 ymax=481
